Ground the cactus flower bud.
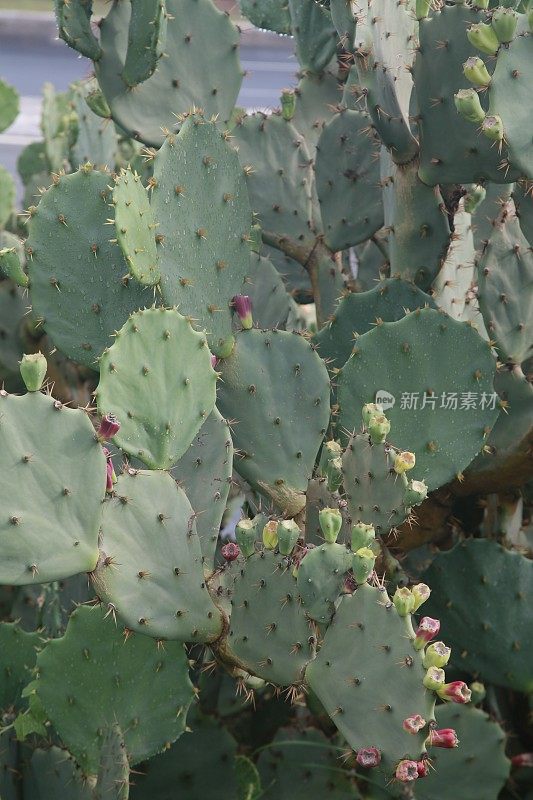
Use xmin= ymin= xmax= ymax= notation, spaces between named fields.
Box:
xmin=210 ymin=354 xmax=218 ymax=369
xmin=235 ymin=519 xmax=257 ymax=558
xmin=319 ymin=507 xmax=342 ymax=544
xmin=481 ymin=115 xmax=504 ymax=143
xmin=85 ymin=88 xmax=111 ymax=118
xmin=262 ymin=520 xmax=279 ymax=550
xmin=469 ymin=681 xmax=486 ymax=705
xmin=394 ymin=451 xmax=416 ymax=474
xmin=411 ymin=583 xmax=431 ymax=611
xmin=362 ymin=402 xmax=382 ymax=427
xmin=464 ymin=184 xmax=486 ymax=214
xmin=454 ymin=89 xmax=486 ymax=124
xmin=352 ymin=547 xmax=376 ymax=584
xmin=404 ymin=480 xmax=428 ymax=508
xmin=466 ymin=22 xmax=500 ymax=55
xmin=428 ymin=728 xmax=459 ymax=748
xmin=416 ymin=760 xmax=429 ymax=778
xmin=98 ymin=413 xmax=121 ymax=441
xmin=395 ymin=760 xmax=419 ymax=782
xmin=318 ymin=440 xmax=343 ymax=491
xmin=491 ymin=7 xmax=517 ymax=43
xmin=231 ymin=295 xmax=253 ymax=329
xmin=221 ymin=542 xmax=240 ymax=562
xmin=356 ymin=747 xmax=381 ymax=767
xmin=423 ymin=667 xmax=446 ymax=691
xmin=403 ymin=714 xmax=427 ymax=734
xmin=351 ymin=522 xmax=375 ymax=552
xmin=20 ymin=353 xmax=47 ymax=393
xmin=414 ymin=617 xmax=440 ymax=650
xmin=278 ymin=519 xmax=300 ymax=556
xmin=463 ymin=56 xmax=492 ymax=87
xmin=423 ymin=641 xmax=451 ymax=669
xmin=103 ymin=447 xmax=117 ymax=493
xmin=511 ymin=753 xmax=533 ymax=768
xmin=393 ymin=587 xmax=415 ymax=616
xmin=368 ymin=414 xmax=390 ymax=444
xmin=280 ymin=88 xmax=296 ymax=121
xmin=437 ymin=680 xmax=472 ymax=704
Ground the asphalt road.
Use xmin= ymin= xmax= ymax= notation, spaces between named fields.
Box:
xmin=0 ymin=22 xmax=296 ymax=192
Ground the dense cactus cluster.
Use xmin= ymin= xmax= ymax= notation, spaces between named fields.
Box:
xmin=0 ymin=0 xmax=532 ymax=797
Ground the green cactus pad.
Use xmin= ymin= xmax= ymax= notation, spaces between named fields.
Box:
xmin=316 ymin=278 xmax=435 ymax=369
xmin=217 ymin=329 xmax=330 ymax=515
xmin=96 ymin=308 xmax=217 ymax=469
xmin=22 ymin=747 xmax=93 ymax=800
xmin=17 ymin=141 xmax=49 ymax=185
xmin=514 ymin=181 xmax=533 ymax=246
xmin=415 ymin=704 xmax=510 ymax=800
xmin=315 ymin=109 xmax=383 ymax=251
xmin=130 ymin=716 xmax=238 ymax=799
xmin=414 ymin=4 xmax=519 ymax=185
xmin=233 ymin=113 xmax=316 ymax=250
xmin=0 ymin=79 xmax=19 ymax=133
xmin=337 ymin=308 xmax=499 ymax=490
xmin=342 ymin=432 xmax=413 ymax=536
xmin=26 ymin=167 xmax=147 ymax=369
xmin=122 ymin=0 xmax=167 ymax=88
xmin=218 ymin=549 xmax=316 ymax=686
xmin=477 ymin=203 xmax=533 ymax=365
xmin=257 ymin=726 xmax=356 ymax=799
xmin=94 ymin=724 xmax=129 ymax=800
xmin=35 ymin=605 xmax=194 ymax=771
xmin=54 ymin=0 xmax=101 ymax=60
xmin=0 ymin=248 xmax=28 ymax=288
xmin=41 ymin=83 xmax=72 ymax=173
xmin=0 ymin=165 xmax=15 ymax=229
xmin=0 ymin=389 xmax=105 ymax=585
xmin=244 ymin=253 xmax=296 ymax=330
xmin=288 ymin=0 xmax=337 ymax=74
xmin=152 ymin=114 xmax=252 ymax=356
xmin=432 ymin=203 xmax=475 ymax=322
xmin=382 ymin=153 xmax=451 ymax=291
xmin=0 ymin=282 xmax=27 ymax=383
xmin=305 ymin=583 xmax=435 ymax=773
xmin=170 ymin=409 xmax=232 ymax=569
xmin=112 ymin=168 xmax=160 ymax=286
xmin=296 ymin=541 xmax=352 ymax=622
xmin=93 ymin=469 xmax=223 ymax=642
xmin=0 ymin=623 xmax=41 ymax=712
xmin=291 ymin=70 xmax=339 ymax=152
xmin=423 ymin=538 xmax=533 ymax=693
xmin=70 ymin=83 xmax=118 ymax=170
xmin=240 ymin=0 xmax=291 ymax=34
xmin=95 ymin=0 xmax=242 ymax=146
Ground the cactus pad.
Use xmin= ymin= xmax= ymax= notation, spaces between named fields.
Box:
xmin=35 ymin=605 xmax=194 ymax=771
xmin=23 ymin=747 xmax=92 ymax=800
xmin=0 ymin=389 xmax=105 ymax=585
xmin=121 ymin=0 xmax=167 ymax=88
xmin=296 ymin=541 xmax=352 ymax=623
xmin=337 ymin=308 xmax=499 ymax=490
xmin=0 ymin=623 xmax=41 ymax=711
xmin=305 ymin=583 xmax=435 ymax=774
xmin=217 ymin=329 xmax=330 ymax=515
xmin=240 ymin=0 xmax=291 ymax=34
xmin=423 ymin=538 xmax=533 ymax=693
xmin=54 ymin=0 xmax=102 ymax=60
xmin=112 ymin=167 xmax=160 ymax=286
xmin=93 ymin=469 xmax=224 ymax=642
xmin=96 ymin=308 xmax=217 ymax=470
xmin=288 ymin=0 xmax=337 ymax=74
xmin=26 ymin=167 xmax=147 ymax=368
xmin=0 ymin=79 xmax=19 ymax=133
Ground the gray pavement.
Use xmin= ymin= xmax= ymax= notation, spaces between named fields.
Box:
xmin=0 ymin=11 xmax=296 ymax=183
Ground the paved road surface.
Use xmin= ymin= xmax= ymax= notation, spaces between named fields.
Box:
xmin=0 ymin=22 xmax=296 ymax=193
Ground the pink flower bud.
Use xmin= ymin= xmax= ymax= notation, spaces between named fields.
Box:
xmin=429 ymin=728 xmax=459 ymax=748
xmin=356 ymin=747 xmax=381 ymax=767
xmin=211 ymin=354 xmax=219 ymax=369
xmin=511 ymin=753 xmax=533 ymax=768
xmin=221 ymin=542 xmax=240 ymax=562
xmin=103 ymin=446 xmax=117 ymax=492
xmin=403 ymin=714 xmax=427 ymax=734
xmin=98 ymin=413 xmax=120 ymax=441
xmin=395 ymin=760 xmax=419 ymax=782
xmin=231 ymin=295 xmax=253 ymax=329
xmin=437 ymin=680 xmax=472 ymax=704
xmin=414 ymin=617 xmax=440 ymax=650
xmin=416 ymin=760 xmax=429 ymax=778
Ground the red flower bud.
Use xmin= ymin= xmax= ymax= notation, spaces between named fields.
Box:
xmin=429 ymin=728 xmax=459 ymax=748
xmin=98 ymin=413 xmax=120 ymax=441
xmin=356 ymin=747 xmax=381 ymax=767
xmin=211 ymin=354 xmax=219 ymax=369
xmin=511 ymin=753 xmax=533 ymax=768
xmin=437 ymin=680 xmax=472 ymax=704
xmin=395 ymin=760 xmax=419 ymax=782
xmin=403 ymin=714 xmax=427 ymax=734
xmin=416 ymin=760 xmax=429 ymax=778
xmin=103 ymin=446 xmax=116 ymax=492
xmin=231 ymin=295 xmax=253 ymax=329
xmin=221 ymin=542 xmax=240 ymax=562
xmin=414 ymin=617 xmax=440 ymax=650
